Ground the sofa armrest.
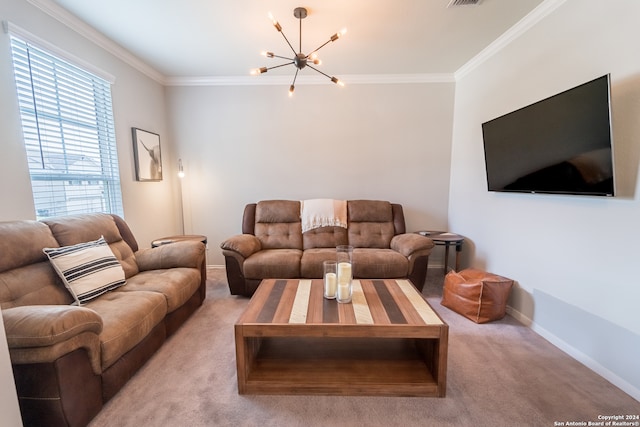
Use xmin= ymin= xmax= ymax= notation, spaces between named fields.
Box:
xmin=3 ymin=305 xmax=103 ymax=373
xmin=220 ymin=234 xmax=261 ymax=259
xmin=390 ymin=233 xmax=435 ymax=257
xmin=136 ymin=240 xmax=206 ymax=271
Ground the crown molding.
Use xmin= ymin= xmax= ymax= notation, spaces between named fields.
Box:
xmin=27 ymin=0 xmax=564 ymax=87
xmin=164 ymin=73 xmax=456 ymax=87
xmin=455 ymin=0 xmax=567 ymax=80
xmin=25 ymin=0 xmax=166 ymax=84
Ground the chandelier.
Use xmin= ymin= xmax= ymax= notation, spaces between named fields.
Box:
xmin=251 ymin=7 xmax=346 ymax=96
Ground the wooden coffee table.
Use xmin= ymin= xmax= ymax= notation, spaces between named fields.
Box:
xmin=234 ymin=278 xmax=448 ymax=397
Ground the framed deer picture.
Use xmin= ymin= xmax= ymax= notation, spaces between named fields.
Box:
xmin=132 ymin=128 xmax=162 ymax=181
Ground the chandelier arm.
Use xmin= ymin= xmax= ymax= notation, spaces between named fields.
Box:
xmin=265 ymin=61 xmax=295 ymax=72
xmin=270 ymin=54 xmax=294 ymax=61
xmin=292 ymin=68 xmax=299 ymax=87
xmin=307 ymin=39 xmax=332 ymax=59
xmin=306 ymin=64 xmax=333 ymax=80
xmin=299 ymin=14 xmax=302 ymax=53
xmin=278 ymin=30 xmax=298 ymax=56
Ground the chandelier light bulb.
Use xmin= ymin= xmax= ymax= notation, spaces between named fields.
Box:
xmin=250 ymin=67 xmax=268 ymax=75
xmin=289 ymin=85 xmax=295 ymax=96
xmin=268 ymin=12 xmax=282 ymax=32
xmin=308 ymin=53 xmax=321 ymax=65
xmin=331 ymin=28 xmax=347 ymax=42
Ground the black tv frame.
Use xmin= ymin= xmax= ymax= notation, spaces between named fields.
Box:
xmin=481 ymin=74 xmax=615 ymax=197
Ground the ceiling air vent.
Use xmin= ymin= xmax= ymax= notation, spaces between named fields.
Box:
xmin=447 ymin=0 xmax=482 ymax=7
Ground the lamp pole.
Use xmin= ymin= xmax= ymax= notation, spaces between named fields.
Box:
xmin=178 ymin=158 xmax=185 ymax=235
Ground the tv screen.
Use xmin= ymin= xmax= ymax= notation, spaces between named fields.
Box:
xmin=481 ymin=74 xmax=615 ymax=196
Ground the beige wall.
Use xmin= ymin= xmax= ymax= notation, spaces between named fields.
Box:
xmin=449 ymin=0 xmax=640 ymax=398
xmin=166 ymin=82 xmax=455 ymax=265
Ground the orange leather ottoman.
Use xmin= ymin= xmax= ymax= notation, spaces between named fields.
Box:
xmin=441 ymin=268 xmax=514 ymax=323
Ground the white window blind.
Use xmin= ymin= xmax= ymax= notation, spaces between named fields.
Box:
xmin=10 ymin=35 xmax=124 ymax=220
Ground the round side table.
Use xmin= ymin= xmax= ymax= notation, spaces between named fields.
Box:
xmin=151 ymin=234 xmax=208 ymax=248
xmin=417 ymin=231 xmax=465 ymax=273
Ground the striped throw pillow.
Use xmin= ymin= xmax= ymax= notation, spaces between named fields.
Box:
xmin=43 ymin=236 xmax=126 ymax=305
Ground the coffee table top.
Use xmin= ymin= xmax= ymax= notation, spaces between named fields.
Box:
xmin=236 ymin=278 xmax=446 ymax=337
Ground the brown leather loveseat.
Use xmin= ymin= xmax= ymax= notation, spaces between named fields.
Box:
xmin=0 ymin=213 xmax=206 ymax=427
xmin=220 ymin=199 xmax=434 ymax=296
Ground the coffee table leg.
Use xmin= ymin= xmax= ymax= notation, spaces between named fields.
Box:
xmin=235 ymin=326 xmax=262 ymax=394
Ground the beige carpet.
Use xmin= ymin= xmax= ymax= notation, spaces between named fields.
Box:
xmin=89 ymin=268 xmax=639 ymax=427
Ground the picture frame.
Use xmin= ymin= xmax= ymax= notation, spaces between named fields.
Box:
xmin=132 ymin=128 xmax=163 ymax=181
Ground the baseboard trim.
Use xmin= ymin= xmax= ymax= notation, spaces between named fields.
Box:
xmin=506 ymin=306 xmax=640 ymax=401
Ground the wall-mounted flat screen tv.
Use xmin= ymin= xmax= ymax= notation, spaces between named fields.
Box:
xmin=481 ymin=74 xmax=615 ymax=196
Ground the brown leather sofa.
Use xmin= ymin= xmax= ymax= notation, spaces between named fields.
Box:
xmin=220 ymin=200 xmax=435 ymax=296
xmin=0 ymin=213 xmax=207 ymax=427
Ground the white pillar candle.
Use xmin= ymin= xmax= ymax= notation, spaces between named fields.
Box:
xmin=324 ymin=272 xmax=337 ymax=298
xmin=337 ymin=262 xmax=352 ymax=285
xmin=338 ymin=283 xmax=350 ymax=301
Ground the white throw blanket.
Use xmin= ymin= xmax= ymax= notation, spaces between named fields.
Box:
xmin=300 ymin=199 xmax=347 ymax=233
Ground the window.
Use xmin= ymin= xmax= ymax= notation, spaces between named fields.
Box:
xmin=10 ymin=35 xmax=124 ymax=220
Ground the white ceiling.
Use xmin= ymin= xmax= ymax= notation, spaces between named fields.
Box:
xmin=48 ymin=0 xmax=545 ymax=80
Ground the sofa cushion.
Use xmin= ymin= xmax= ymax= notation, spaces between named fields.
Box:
xmin=347 ymin=200 xmax=395 ymax=248
xmin=300 ymin=248 xmax=340 ymax=277
xmin=348 ymin=200 xmax=393 ymax=222
xmin=0 ymin=220 xmax=73 ymax=308
xmin=84 ymin=290 xmax=167 ymax=370
xmin=348 ymin=222 xmax=395 ymax=249
xmin=120 ymin=268 xmax=201 ymax=312
xmin=43 ymin=236 xmax=126 ymax=305
xmin=302 ymin=226 xmax=348 ymax=250
xmin=352 ymin=249 xmax=409 ymax=278
xmin=45 ymin=213 xmax=139 ymax=278
xmin=0 ymin=262 xmax=73 ymax=309
xmin=254 ymin=200 xmax=302 ymax=250
xmin=244 ymin=249 xmax=302 ymax=279
xmin=0 ymin=220 xmax=58 ymax=272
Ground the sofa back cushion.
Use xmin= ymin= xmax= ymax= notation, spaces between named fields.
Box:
xmin=44 ymin=213 xmax=139 ymax=278
xmin=253 ymin=200 xmax=302 ymax=250
xmin=303 ymin=226 xmax=348 ymax=249
xmin=0 ymin=220 xmax=73 ymax=309
xmin=347 ymin=200 xmax=397 ymax=248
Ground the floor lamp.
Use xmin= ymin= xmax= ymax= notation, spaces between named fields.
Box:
xmin=177 ymin=158 xmax=185 ymax=235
